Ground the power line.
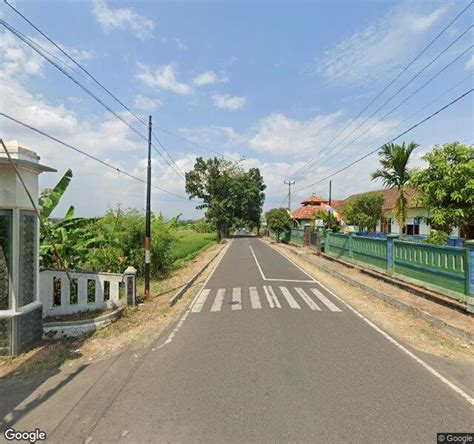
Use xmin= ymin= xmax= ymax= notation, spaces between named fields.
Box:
xmin=311 ymin=26 xmax=473 ymax=168
xmin=3 ymin=0 xmax=240 ymax=164
xmin=310 ymin=43 xmax=473 ymax=171
xmin=296 ymin=88 xmax=473 ymax=192
xmin=0 ymin=112 xmax=193 ymax=202
xmin=294 ymin=23 xmax=473 ymax=182
xmin=0 ymin=138 xmax=73 ymax=282
xmin=0 ymin=18 xmax=185 ymax=181
xmin=271 ymin=36 xmax=472 ymax=204
xmin=293 ymin=73 xmax=473 ymax=199
xmin=267 ymin=2 xmax=472 ymax=204
xmin=3 ymin=0 xmax=147 ymax=127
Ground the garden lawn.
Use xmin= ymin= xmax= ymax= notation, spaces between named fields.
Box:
xmin=170 ymin=230 xmax=218 ymax=267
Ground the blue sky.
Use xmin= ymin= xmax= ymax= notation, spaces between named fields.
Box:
xmin=1 ymin=0 xmax=472 ymax=218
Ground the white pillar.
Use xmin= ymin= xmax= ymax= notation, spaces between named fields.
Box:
xmin=0 ymin=140 xmax=56 ymax=355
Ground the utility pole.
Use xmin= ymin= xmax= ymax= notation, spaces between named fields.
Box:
xmin=328 ymin=180 xmax=332 ymax=207
xmin=284 ymin=180 xmax=295 ymax=211
xmin=145 ymin=115 xmax=152 ymax=299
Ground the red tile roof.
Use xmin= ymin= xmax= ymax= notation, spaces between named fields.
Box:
xmin=292 ymin=203 xmax=327 ymax=220
xmin=301 ymin=194 xmax=328 ymax=205
xmin=344 ymin=188 xmax=420 ymax=211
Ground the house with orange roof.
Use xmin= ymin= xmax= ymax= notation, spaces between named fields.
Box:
xmin=292 ymin=189 xmax=463 ymax=239
xmin=291 ymin=194 xmax=343 ymax=228
xmin=343 ymin=188 xmax=461 ymax=238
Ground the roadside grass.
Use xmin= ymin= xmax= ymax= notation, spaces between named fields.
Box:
xmin=170 ymin=230 xmax=217 ymax=268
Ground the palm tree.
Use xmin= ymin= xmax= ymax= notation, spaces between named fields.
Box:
xmin=371 ymin=141 xmax=418 ymax=235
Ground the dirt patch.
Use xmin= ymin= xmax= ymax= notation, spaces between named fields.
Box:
xmin=0 ymin=243 xmax=225 ymax=380
xmin=266 ymin=239 xmax=473 ymax=363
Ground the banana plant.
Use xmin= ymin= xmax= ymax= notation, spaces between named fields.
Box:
xmin=38 ymin=169 xmax=99 ymax=270
xmin=39 ymin=168 xmax=75 ymax=221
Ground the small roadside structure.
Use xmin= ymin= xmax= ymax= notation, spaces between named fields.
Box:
xmin=0 ymin=140 xmax=56 ymax=355
xmin=291 ymin=194 xmax=343 ymax=228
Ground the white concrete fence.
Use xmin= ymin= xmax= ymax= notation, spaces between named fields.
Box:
xmin=40 ymin=267 xmax=137 ymax=317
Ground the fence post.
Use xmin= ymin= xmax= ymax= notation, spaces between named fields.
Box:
xmin=303 ymin=224 xmax=311 ymax=247
xmin=386 ymin=234 xmax=398 ymax=275
xmin=325 ymin=231 xmax=330 ymax=253
xmin=124 ymin=266 xmax=137 ymax=306
xmin=348 ymin=233 xmax=353 ymax=259
xmin=465 ymin=241 xmax=474 ymax=313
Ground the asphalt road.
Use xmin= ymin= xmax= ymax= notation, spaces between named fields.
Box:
xmin=2 ymin=237 xmax=473 ymax=443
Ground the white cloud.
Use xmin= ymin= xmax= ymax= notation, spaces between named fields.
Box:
xmin=247 ymin=111 xmax=399 ymax=157
xmin=212 ymin=93 xmax=246 ymax=110
xmin=314 ymin=4 xmax=447 ymax=85
xmin=0 ymin=32 xmax=202 ymax=219
xmin=134 ymin=95 xmax=161 ymax=112
xmin=92 ymin=0 xmax=155 ymax=40
xmin=193 ymin=70 xmax=228 ymax=86
xmin=174 ymin=38 xmax=187 ymax=50
xmin=465 ymin=55 xmax=474 ymax=70
xmin=136 ymin=63 xmax=192 ymax=95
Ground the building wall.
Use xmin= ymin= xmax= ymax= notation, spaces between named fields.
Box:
xmin=376 ymin=208 xmax=460 ymax=237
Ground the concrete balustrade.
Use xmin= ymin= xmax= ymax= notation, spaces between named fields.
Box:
xmin=40 ymin=268 xmax=136 ymax=317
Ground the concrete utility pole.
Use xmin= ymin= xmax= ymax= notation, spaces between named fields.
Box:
xmin=145 ymin=115 xmax=152 ymax=299
xmin=329 ymin=180 xmax=332 ymax=207
xmin=284 ymin=180 xmax=295 ymax=211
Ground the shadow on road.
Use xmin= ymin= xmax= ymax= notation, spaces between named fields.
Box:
xmin=0 ymin=336 xmax=90 ymax=430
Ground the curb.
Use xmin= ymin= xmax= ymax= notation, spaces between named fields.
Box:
xmin=43 ymin=307 xmax=124 ymax=338
xmin=266 ymin=239 xmax=473 ymax=343
xmin=169 ymin=243 xmax=226 ymax=307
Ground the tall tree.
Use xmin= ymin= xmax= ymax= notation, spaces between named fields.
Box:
xmin=371 ymin=141 xmax=418 ymax=235
xmin=185 ymin=157 xmax=266 ymax=240
xmin=411 ymin=142 xmax=474 ymax=239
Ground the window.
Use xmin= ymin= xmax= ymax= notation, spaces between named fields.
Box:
xmin=403 ymin=224 xmax=420 ymax=235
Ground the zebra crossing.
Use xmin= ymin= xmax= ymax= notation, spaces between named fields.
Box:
xmin=191 ymin=285 xmax=343 ymax=313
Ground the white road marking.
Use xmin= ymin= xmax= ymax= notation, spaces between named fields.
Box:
xmin=249 ymin=241 xmax=314 ymax=282
xmin=211 ymin=288 xmax=225 ymax=312
xmin=263 ymin=285 xmax=281 ymax=308
xmin=249 ymin=244 xmax=267 ymax=280
xmin=154 ymin=242 xmax=231 ymax=350
xmin=279 ymin=286 xmax=301 ymax=309
xmin=295 ymin=287 xmax=321 ymax=311
xmin=310 ymin=288 xmax=342 ymax=312
xmin=255 ymin=238 xmax=315 ymax=282
xmin=249 ymin=286 xmax=261 ymax=309
xmin=191 ymin=289 xmax=211 ymax=313
xmin=273 ymin=243 xmax=474 ymax=406
xmin=232 ymin=287 xmax=242 ymax=310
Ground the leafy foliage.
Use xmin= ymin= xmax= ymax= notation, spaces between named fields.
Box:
xmin=39 ymin=171 xmax=177 ymax=277
xmin=192 ymin=219 xmax=215 ymax=233
xmin=371 ymin=141 xmax=418 ymax=232
xmin=39 ymin=169 xmax=99 ymax=269
xmin=185 ymin=157 xmax=266 ymax=239
xmin=411 ymin=142 xmax=474 ymax=237
xmin=424 ymin=229 xmax=449 ymax=246
xmin=266 ymin=208 xmax=291 ymax=241
xmin=342 ymin=192 xmax=384 ymax=232
xmin=311 ymin=209 xmax=340 ymax=233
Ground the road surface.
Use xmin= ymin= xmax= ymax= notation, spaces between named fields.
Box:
xmin=1 ymin=237 xmax=473 ymax=443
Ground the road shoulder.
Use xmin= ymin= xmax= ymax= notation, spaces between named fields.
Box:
xmin=263 ymin=238 xmax=474 ymax=396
